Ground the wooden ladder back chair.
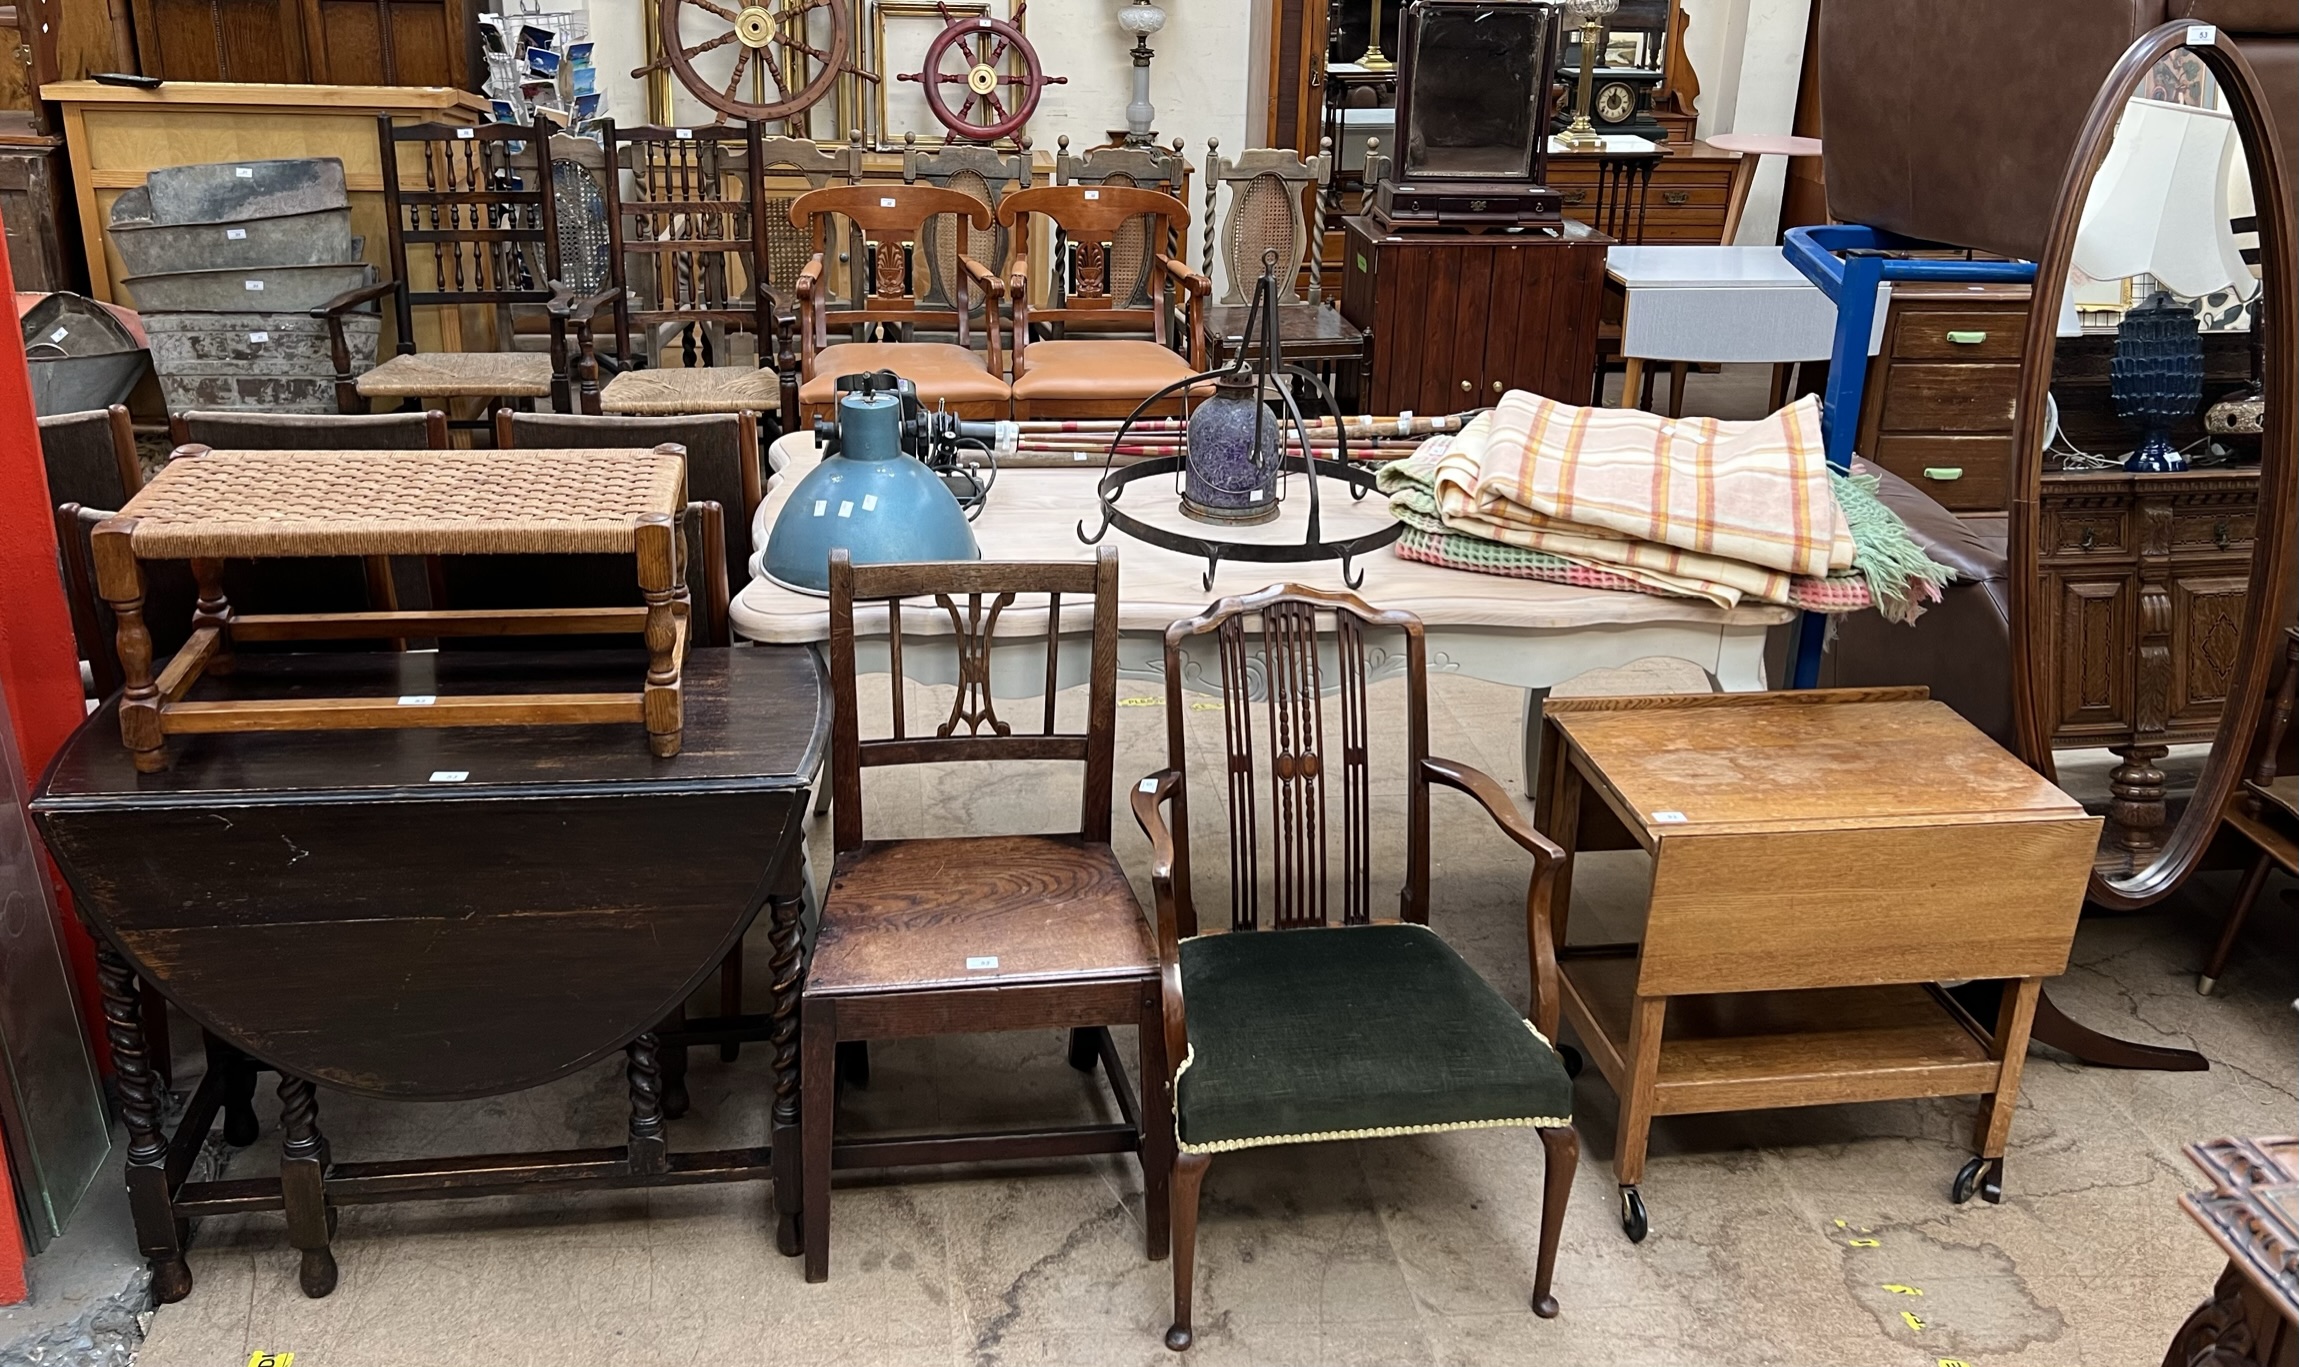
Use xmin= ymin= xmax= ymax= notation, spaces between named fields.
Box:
xmin=1200 ymin=139 xmax=1330 ymax=306
xmin=901 ymin=134 xmax=1033 ymax=320
xmin=587 ymin=121 xmax=784 ymax=421
xmin=321 ymin=116 xmax=608 ymax=423
xmin=1134 ymin=583 xmax=1580 ymax=1350
xmin=997 ymin=184 xmax=1210 ymax=418
xmin=785 ymin=184 xmax=1010 ymax=422
xmin=800 ymin=546 xmax=1170 ymax=1283
xmin=495 ymin=407 xmax=760 ymax=596
xmin=171 ymin=408 xmax=450 ymax=452
xmin=1055 ymin=135 xmax=1189 ymax=312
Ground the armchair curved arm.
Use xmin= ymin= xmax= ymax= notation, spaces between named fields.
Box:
xmin=1154 ymin=253 xmax=1211 ymax=370
xmin=313 ymin=278 xmax=402 ymax=414
xmin=546 ymin=282 xmax=624 ymax=319
xmin=793 ymin=253 xmax=827 ymax=377
xmin=1131 ymin=767 xmax=1191 ymax=1082
xmin=957 ymin=253 xmax=1005 ymax=374
xmin=1422 ymin=755 xmax=1565 ymax=1041
xmin=1005 ymin=250 xmax=1032 ymax=372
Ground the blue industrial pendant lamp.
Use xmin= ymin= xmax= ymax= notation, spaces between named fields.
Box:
xmin=762 ymin=379 xmax=982 ymax=594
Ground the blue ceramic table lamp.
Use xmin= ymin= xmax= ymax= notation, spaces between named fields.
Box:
xmin=762 ymin=379 xmax=981 ymax=594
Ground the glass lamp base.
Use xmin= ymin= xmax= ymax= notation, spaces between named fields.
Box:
xmin=2124 ymin=431 xmax=2189 ymax=472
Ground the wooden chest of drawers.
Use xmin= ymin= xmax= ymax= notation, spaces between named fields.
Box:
xmin=1855 ymin=282 xmax=2032 ymax=513
xmin=1547 ymin=141 xmax=1740 ymax=244
xmin=1339 ymin=216 xmax=1607 ymax=416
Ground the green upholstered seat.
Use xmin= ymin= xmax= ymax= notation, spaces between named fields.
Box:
xmin=1174 ymin=922 xmax=1573 ymax=1155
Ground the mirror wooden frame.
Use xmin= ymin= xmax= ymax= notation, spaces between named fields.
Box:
xmin=2008 ymin=21 xmax=2297 ymax=913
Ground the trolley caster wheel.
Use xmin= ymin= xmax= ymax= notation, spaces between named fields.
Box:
xmin=297 ymin=1247 xmax=337 ymax=1298
xmin=1619 ymin=1184 xmax=1648 ymax=1243
xmin=1557 ymin=1044 xmax=1584 ymax=1079
xmin=1951 ymin=1156 xmax=2004 ymax=1205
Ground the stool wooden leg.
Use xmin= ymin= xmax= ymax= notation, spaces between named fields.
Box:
xmin=277 ymin=1072 xmax=336 ymax=1298
xmin=92 ymin=522 xmax=164 ymax=773
xmin=97 ymin=938 xmax=191 ymax=1302
xmin=1666 ymin=363 xmax=1688 ymax=418
xmin=637 ymin=513 xmax=684 ymax=758
xmin=189 ymin=558 xmax=234 ymax=676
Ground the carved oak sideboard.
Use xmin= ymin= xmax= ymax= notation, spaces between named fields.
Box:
xmin=2035 ymin=466 xmax=2261 ymax=860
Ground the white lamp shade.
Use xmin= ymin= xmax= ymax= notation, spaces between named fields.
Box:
xmin=2073 ymin=97 xmax=2257 ymax=301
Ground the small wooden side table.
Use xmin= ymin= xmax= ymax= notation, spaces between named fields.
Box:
xmin=1535 ymin=687 xmax=2101 ymax=1242
xmin=2166 ymin=1136 xmax=2297 ymax=1365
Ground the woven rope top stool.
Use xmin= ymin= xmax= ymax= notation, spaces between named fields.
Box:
xmin=92 ymin=446 xmax=692 ymax=772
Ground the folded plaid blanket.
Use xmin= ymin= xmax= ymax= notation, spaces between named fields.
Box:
xmin=1442 ymin=391 xmax=1856 ymax=578
xmin=1381 ymin=428 xmax=1952 ymax=622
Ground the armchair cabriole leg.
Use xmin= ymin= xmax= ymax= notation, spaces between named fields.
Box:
xmin=1165 ymin=1150 xmax=1211 ymax=1351
xmin=1532 ymin=1125 xmax=1578 ymax=1317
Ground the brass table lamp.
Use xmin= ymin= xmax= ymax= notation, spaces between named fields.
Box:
xmin=1557 ymin=0 xmax=1619 ymax=150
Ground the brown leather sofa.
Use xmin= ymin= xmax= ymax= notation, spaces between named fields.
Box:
xmin=1820 ymin=0 xmax=2297 ymax=263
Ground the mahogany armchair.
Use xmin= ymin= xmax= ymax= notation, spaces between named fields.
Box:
xmin=1134 ymin=584 xmax=1580 ymax=1350
xmin=786 ymin=184 xmax=1011 ymax=422
xmin=997 ymin=184 xmax=1211 ymax=418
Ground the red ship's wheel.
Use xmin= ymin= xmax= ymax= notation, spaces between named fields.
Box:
xmin=641 ymin=0 xmax=852 ymax=124
xmin=896 ymin=8 xmax=1064 ymax=143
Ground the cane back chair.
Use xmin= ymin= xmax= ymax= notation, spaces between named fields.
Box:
xmin=998 ymin=185 xmax=1209 ymax=418
xmin=1055 ymin=135 xmax=1190 ymax=314
xmin=800 ymin=547 xmax=1169 ymax=1283
xmin=320 ymin=116 xmax=611 ymax=424
xmin=593 ymin=122 xmax=783 ymax=422
xmin=786 ymin=185 xmax=1010 ymax=422
xmin=1134 ymin=584 xmax=1580 ymax=1350
xmin=901 ymin=133 xmax=1034 ymax=322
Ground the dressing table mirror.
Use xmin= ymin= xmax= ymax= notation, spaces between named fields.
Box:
xmin=2008 ymin=21 xmax=2296 ymax=913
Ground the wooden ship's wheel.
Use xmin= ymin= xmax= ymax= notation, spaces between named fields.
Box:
xmin=637 ymin=0 xmax=856 ymax=124
xmin=896 ymin=4 xmax=1064 ymax=143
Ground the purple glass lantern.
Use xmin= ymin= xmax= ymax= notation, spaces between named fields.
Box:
xmin=1182 ymin=371 xmax=1281 ymax=523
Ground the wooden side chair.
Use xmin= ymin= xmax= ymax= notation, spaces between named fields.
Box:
xmin=901 ymin=133 xmax=1034 ymax=324
xmin=1133 ymin=584 xmax=1580 ymax=1350
xmin=2201 ymin=625 xmax=2299 ymax=994
xmin=998 ymin=185 xmax=1210 ymax=418
xmin=319 ymin=116 xmax=613 ymax=426
xmin=592 ymin=122 xmax=783 ymax=422
xmin=755 ymin=133 xmax=867 ymax=429
xmin=786 ymin=185 xmax=1010 ymax=423
xmin=171 ymin=408 xmax=450 ymax=452
xmin=37 ymin=403 xmax=142 ymax=512
xmin=800 ymin=547 xmax=1169 ymax=1282
xmin=1055 ymin=135 xmax=1189 ymax=314
xmin=1195 ymin=138 xmax=1364 ymax=404
xmin=494 ymin=408 xmax=760 ymax=595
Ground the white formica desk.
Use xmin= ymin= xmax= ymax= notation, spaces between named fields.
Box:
xmin=732 ymin=435 xmax=1789 ymax=786
xmin=1607 ymin=245 xmax=1891 ymax=409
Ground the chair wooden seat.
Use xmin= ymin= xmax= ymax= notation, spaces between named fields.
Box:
xmin=813 ymin=835 xmax=1156 ymax=996
xmin=797 ymin=342 xmax=1009 ymax=415
xmin=356 ymin=350 xmax=558 ymax=400
xmin=798 ymin=547 xmax=1170 ymax=1284
xmin=601 ymin=365 xmax=782 ymax=415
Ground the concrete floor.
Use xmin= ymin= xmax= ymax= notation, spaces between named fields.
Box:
xmin=120 ymin=659 xmax=2297 ymax=1367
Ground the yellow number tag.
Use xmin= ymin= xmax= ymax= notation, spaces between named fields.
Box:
xmin=1883 ymin=1284 xmax=1925 ymax=1296
xmin=249 ymin=1355 xmax=295 ymax=1367
xmin=1902 ymin=1311 xmax=1926 ymax=1332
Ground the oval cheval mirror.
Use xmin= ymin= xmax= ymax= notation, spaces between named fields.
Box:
xmin=2008 ymin=21 xmax=2297 ymax=911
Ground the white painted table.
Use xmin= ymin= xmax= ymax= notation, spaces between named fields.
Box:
xmin=733 ymin=435 xmax=1788 ymax=786
xmin=1607 ymin=245 xmax=1892 ymax=411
